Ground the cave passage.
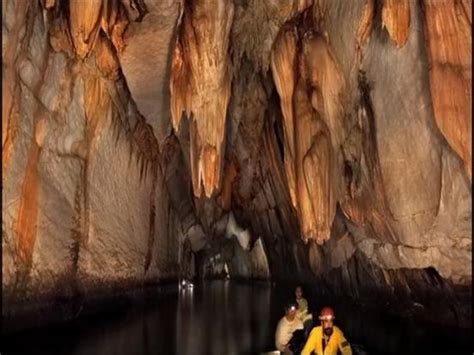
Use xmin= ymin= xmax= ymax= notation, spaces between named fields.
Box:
xmin=2 ymin=281 xmax=472 ymax=355
xmin=2 ymin=0 xmax=472 ymax=353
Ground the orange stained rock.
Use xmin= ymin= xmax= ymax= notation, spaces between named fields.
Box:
xmin=101 ymin=0 xmax=121 ymax=39
xmin=68 ymin=0 xmax=128 ymax=59
xmin=43 ymin=0 xmax=55 ymax=10
xmin=356 ymin=0 xmax=374 ymax=51
xmin=301 ymin=33 xmax=344 ymax=241
xmin=3 ymin=0 xmax=29 ymax=178
xmin=382 ymin=0 xmax=411 ymax=48
xmin=106 ymin=1 xmax=129 ymax=54
xmin=95 ymin=35 xmax=120 ymax=80
xmin=15 ymin=140 xmax=41 ymax=267
xmin=422 ymin=0 xmax=472 ymax=180
xmin=340 ymin=198 xmax=366 ymax=227
xmin=69 ymin=1 xmax=103 ymax=59
xmin=270 ymin=25 xmax=298 ymax=208
xmin=170 ymin=0 xmax=235 ymax=198
xmin=303 ymin=129 xmax=333 ymax=244
xmin=302 ymin=32 xmax=346 ymax=149
xmin=218 ymin=159 xmax=239 ymax=211
xmin=293 ymin=77 xmax=333 ymax=244
xmin=2 ymin=86 xmax=20 ymax=179
xmin=270 ymin=29 xmax=342 ymax=244
xmin=170 ymin=40 xmax=191 ymax=131
xmin=84 ymin=76 xmax=112 ymax=141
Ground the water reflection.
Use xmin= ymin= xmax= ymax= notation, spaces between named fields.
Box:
xmin=334 ymin=303 xmax=471 ymax=354
xmin=2 ymin=281 xmax=472 ymax=355
xmin=175 ymin=280 xmax=272 ymax=354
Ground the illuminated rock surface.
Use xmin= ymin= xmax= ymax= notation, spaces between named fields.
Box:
xmin=2 ymin=0 xmax=471 ymax=329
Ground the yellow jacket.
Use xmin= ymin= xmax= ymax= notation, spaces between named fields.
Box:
xmin=301 ymin=325 xmax=352 ymax=355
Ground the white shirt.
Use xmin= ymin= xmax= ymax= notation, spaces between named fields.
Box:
xmin=275 ymin=316 xmax=304 ymax=352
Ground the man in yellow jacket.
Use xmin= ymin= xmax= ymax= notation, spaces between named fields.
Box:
xmin=301 ymin=306 xmax=352 ymax=355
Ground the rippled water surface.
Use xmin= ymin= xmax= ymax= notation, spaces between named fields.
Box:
xmin=2 ymin=280 xmax=472 ymax=354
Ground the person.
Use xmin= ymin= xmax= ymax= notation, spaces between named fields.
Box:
xmin=295 ymin=286 xmax=312 ymax=323
xmin=275 ymin=300 xmax=304 ymax=354
xmin=301 ymin=306 xmax=352 ymax=355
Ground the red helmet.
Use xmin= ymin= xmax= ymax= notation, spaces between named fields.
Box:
xmin=319 ymin=306 xmax=335 ymax=320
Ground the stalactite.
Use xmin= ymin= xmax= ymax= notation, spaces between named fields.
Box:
xmin=67 ymin=0 xmax=128 ymax=60
xmin=95 ymin=35 xmax=120 ymax=80
xmin=303 ymin=125 xmax=333 ymax=244
xmin=170 ymin=40 xmax=190 ymax=131
xmin=382 ymin=0 xmax=411 ymax=48
xmin=271 ymin=24 xmax=343 ymax=244
xmin=170 ymin=0 xmax=235 ymax=198
xmin=231 ymin=0 xmax=313 ymax=72
xmin=2 ymin=0 xmax=472 ymax=332
xmin=100 ymin=0 xmax=129 ymax=53
xmin=302 ymin=31 xmax=346 ymax=151
xmin=270 ymin=25 xmax=298 ymax=209
xmin=422 ymin=0 xmax=472 ymax=180
xmin=68 ymin=1 xmax=103 ymax=60
xmin=356 ymin=0 xmax=374 ymax=52
xmin=293 ymin=76 xmax=333 ymax=244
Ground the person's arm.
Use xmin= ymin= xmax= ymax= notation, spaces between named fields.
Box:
xmin=275 ymin=321 xmax=287 ymax=352
xmin=300 ymin=329 xmax=316 ymax=355
xmin=338 ymin=332 xmax=352 ymax=355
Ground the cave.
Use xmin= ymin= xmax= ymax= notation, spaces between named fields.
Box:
xmin=2 ymin=0 xmax=472 ymax=354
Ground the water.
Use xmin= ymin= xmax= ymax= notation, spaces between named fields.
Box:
xmin=2 ymin=280 xmax=472 ymax=354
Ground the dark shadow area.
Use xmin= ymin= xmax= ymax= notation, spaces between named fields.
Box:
xmin=2 ymin=281 xmax=472 ymax=355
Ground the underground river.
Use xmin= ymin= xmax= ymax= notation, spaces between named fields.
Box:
xmin=2 ymin=280 xmax=472 ymax=355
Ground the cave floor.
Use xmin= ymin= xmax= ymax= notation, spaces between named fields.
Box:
xmin=2 ymin=280 xmax=472 ymax=355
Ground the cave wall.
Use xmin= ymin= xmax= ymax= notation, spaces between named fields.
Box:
xmin=2 ymin=0 xmax=184 ymax=322
xmin=2 ymin=0 xmax=471 ymax=327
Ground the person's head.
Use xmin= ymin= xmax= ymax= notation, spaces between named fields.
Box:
xmin=295 ymin=286 xmax=303 ymax=300
xmin=284 ymin=301 xmax=299 ymax=321
xmin=319 ymin=307 xmax=335 ymax=336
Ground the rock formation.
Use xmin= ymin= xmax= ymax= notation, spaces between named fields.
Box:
xmin=2 ymin=0 xmax=471 ymax=329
